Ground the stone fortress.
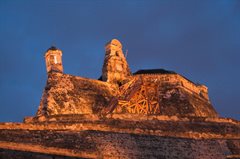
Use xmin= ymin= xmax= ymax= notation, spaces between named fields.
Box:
xmin=0 ymin=39 xmax=239 ymax=159
xmin=37 ymin=39 xmax=217 ymax=118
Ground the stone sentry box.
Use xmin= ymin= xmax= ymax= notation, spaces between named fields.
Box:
xmin=45 ymin=46 xmax=63 ymax=73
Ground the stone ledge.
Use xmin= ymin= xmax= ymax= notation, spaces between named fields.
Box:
xmin=25 ymin=114 xmax=240 ymax=125
xmin=1 ymin=116 xmax=239 ymax=140
xmin=0 ymin=141 xmax=96 ymax=158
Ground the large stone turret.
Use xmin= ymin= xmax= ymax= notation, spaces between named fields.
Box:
xmin=102 ymin=39 xmax=131 ymax=85
xmin=45 ymin=46 xmax=63 ymax=73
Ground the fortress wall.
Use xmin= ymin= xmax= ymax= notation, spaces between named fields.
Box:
xmin=0 ymin=115 xmax=239 ymax=158
xmin=1 ymin=116 xmax=239 ymax=139
xmin=0 ymin=129 xmax=236 ymax=159
xmin=139 ymin=74 xmax=217 ymax=117
xmin=0 ymin=149 xmax=80 ymax=159
xmin=37 ymin=72 xmax=216 ymax=117
xmin=37 ymin=73 xmax=116 ymax=116
xmin=137 ymin=74 xmax=209 ymax=100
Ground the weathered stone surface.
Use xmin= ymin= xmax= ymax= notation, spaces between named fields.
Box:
xmin=37 ymin=73 xmax=116 ymax=116
xmin=37 ymin=72 xmax=217 ymax=118
xmin=0 ymin=149 xmax=83 ymax=159
xmin=2 ymin=115 xmax=240 ymax=139
xmin=0 ymin=124 xmax=239 ymax=159
xmin=102 ymin=39 xmax=131 ymax=84
xmin=135 ymin=74 xmax=217 ymax=117
xmin=0 ymin=115 xmax=239 ymax=158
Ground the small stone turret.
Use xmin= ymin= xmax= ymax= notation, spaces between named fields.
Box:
xmin=45 ymin=46 xmax=63 ymax=73
xmin=102 ymin=39 xmax=131 ymax=84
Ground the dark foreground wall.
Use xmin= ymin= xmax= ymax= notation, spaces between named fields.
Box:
xmin=0 ymin=129 xmax=239 ymax=159
xmin=0 ymin=149 xmax=84 ymax=159
xmin=0 ymin=115 xmax=239 ymax=158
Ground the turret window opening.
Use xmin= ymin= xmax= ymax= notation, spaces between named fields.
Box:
xmin=54 ymin=56 xmax=58 ymax=64
xmin=49 ymin=55 xmax=55 ymax=64
xmin=116 ymin=51 xmax=119 ymax=57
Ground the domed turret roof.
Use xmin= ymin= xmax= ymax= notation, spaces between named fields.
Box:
xmin=46 ymin=46 xmax=59 ymax=51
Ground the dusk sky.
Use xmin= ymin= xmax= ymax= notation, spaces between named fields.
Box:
xmin=0 ymin=0 xmax=239 ymax=122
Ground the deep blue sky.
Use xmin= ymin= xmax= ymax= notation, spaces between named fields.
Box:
xmin=0 ymin=0 xmax=239 ymax=122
